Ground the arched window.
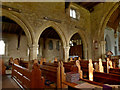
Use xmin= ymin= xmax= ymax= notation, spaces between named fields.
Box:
xmin=56 ymin=41 xmax=60 ymax=51
xmin=70 ymin=8 xmax=76 ymax=19
xmin=49 ymin=40 xmax=53 ymax=50
xmin=0 ymin=40 xmax=5 ymax=55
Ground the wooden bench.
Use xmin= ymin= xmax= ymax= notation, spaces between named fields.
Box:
xmin=40 ymin=62 xmax=61 ymax=88
xmin=43 ymin=62 xmax=58 ymax=67
xmin=19 ymin=60 xmax=29 ymax=68
xmin=0 ymin=60 xmax=6 ymax=75
xmin=65 ymin=60 xmax=120 ymax=85
xmin=61 ymin=62 xmax=105 ymax=89
xmin=43 ymin=62 xmax=78 ymax=73
xmin=12 ymin=64 xmax=45 ymax=89
xmin=93 ymin=72 xmax=120 ymax=85
xmin=109 ymin=68 xmax=120 ymax=75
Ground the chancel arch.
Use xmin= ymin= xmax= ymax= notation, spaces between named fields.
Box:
xmin=92 ymin=3 xmax=120 ymax=59
xmin=37 ymin=27 xmax=64 ymax=62
xmin=103 ymin=5 xmax=120 ymax=57
xmin=97 ymin=2 xmax=119 ymax=41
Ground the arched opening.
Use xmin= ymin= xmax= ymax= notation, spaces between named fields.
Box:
xmin=104 ymin=5 xmax=120 ymax=56
xmin=38 ymin=27 xmax=63 ymax=62
xmin=1 ymin=16 xmax=30 ymax=63
xmin=69 ymin=33 xmax=84 ymax=59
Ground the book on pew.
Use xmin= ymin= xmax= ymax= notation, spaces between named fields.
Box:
xmin=66 ymin=72 xmax=79 ymax=83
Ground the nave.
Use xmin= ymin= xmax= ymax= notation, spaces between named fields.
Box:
xmin=0 ymin=1 xmax=120 ymax=90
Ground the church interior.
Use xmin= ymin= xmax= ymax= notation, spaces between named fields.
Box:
xmin=0 ymin=1 xmax=120 ymax=89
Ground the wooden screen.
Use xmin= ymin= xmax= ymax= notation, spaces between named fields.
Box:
xmin=69 ymin=45 xmax=83 ymax=58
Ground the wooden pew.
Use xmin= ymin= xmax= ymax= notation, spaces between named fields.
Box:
xmin=109 ymin=68 xmax=120 ymax=75
xmin=61 ymin=62 xmax=105 ymax=89
xmin=93 ymin=72 xmax=120 ymax=85
xmin=40 ymin=62 xmax=61 ymax=88
xmin=12 ymin=64 xmax=45 ymax=89
xmin=62 ymin=61 xmax=120 ymax=89
xmin=0 ymin=60 xmax=6 ymax=75
xmin=43 ymin=62 xmax=58 ymax=67
xmin=69 ymin=60 xmax=120 ymax=85
xmin=19 ymin=60 xmax=29 ymax=68
xmin=78 ymin=60 xmax=120 ymax=85
xmin=43 ymin=62 xmax=78 ymax=73
xmin=63 ymin=60 xmax=120 ymax=85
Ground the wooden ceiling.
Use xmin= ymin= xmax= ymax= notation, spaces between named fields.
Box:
xmin=40 ymin=27 xmax=61 ymax=40
xmin=65 ymin=2 xmax=101 ymax=12
xmin=70 ymin=33 xmax=81 ymax=40
xmin=74 ymin=2 xmax=120 ymax=31
xmin=107 ymin=6 xmax=120 ymax=31
xmin=75 ymin=2 xmax=101 ymax=12
xmin=1 ymin=16 xmax=25 ymax=35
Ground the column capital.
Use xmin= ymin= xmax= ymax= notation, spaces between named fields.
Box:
xmin=63 ymin=46 xmax=70 ymax=49
xmin=63 ymin=46 xmax=70 ymax=62
xmin=29 ymin=44 xmax=39 ymax=49
xmin=100 ymin=40 xmax=106 ymax=44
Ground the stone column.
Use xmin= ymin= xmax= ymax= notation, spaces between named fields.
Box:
xmin=84 ymin=47 xmax=88 ymax=60
xmin=39 ymin=38 xmax=43 ymax=57
xmin=5 ymin=43 xmax=8 ymax=56
xmin=29 ymin=44 xmax=39 ymax=61
xmin=28 ymin=44 xmax=38 ymax=70
xmin=100 ymin=41 xmax=106 ymax=59
xmin=63 ymin=46 xmax=70 ymax=62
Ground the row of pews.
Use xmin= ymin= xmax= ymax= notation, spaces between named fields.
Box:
xmin=11 ymin=58 xmax=120 ymax=89
xmin=109 ymin=68 xmax=120 ymax=75
xmin=41 ymin=60 xmax=120 ymax=89
xmin=12 ymin=63 xmax=45 ymax=88
xmin=64 ymin=60 xmax=120 ymax=85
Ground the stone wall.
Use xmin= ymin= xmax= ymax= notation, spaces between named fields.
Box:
xmin=37 ymin=38 xmax=63 ymax=62
xmin=2 ymin=33 xmax=29 ymax=63
xmin=1 ymin=2 xmax=119 ymax=61
xmin=2 ymin=2 xmax=91 ymax=61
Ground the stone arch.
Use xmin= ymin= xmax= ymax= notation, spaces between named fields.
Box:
xmin=2 ymin=9 xmax=35 ymax=46
xmin=105 ymin=34 xmax=111 ymax=51
xmin=68 ymin=30 xmax=89 ymax=59
xmin=36 ymin=22 xmax=67 ymax=47
xmin=97 ymin=2 xmax=119 ymax=41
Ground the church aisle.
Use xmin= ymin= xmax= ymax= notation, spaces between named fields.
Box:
xmin=2 ymin=75 xmax=20 ymax=89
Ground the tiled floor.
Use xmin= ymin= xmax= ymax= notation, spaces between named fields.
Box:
xmin=2 ymin=75 xmax=20 ymax=89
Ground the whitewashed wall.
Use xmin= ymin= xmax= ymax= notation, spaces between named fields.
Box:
xmin=104 ymin=28 xmax=119 ymax=56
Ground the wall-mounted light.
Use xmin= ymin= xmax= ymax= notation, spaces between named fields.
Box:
xmin=43 ymin=16 xmax=61 ymax=23
xmin=75 ymin=26 xmax=85 ymax=30
xmin=1 ymin=5 xmax=21 ymax=13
